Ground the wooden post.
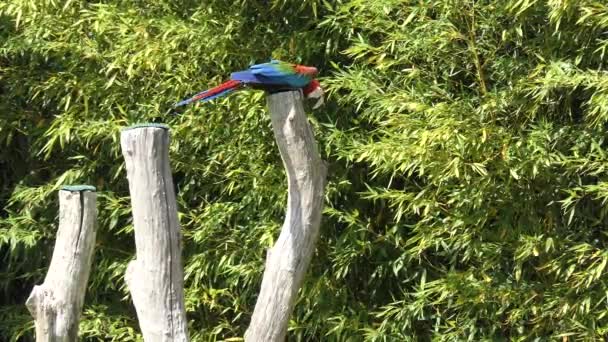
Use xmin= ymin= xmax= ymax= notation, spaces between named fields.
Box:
xmin=120 ymin=123 xmax=189 ymax=342
xmin=245 ymin=91 xmax=327 ymax=341
xmin=26 ymin=185 xmax=97 ymax=342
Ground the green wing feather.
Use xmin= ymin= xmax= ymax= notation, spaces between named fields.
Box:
xmin=250 ymin=60 xmax=296 ymax=77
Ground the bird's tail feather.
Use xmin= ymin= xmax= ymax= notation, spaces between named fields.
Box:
xmin=174 ymin=80 xmax=242 ymax=107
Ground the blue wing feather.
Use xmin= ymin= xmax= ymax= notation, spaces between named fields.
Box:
xmin=198 ymin=87 xmax=237 ymax=102
xmin=249 ymin=60 xmax=280 ymax=69
xmin=250 ymin=66 xmax=290 ymax=77
xmin=249 ymin=60 xmax=295 ymax=77
xmin=174 ymin=90 xmax=208 ymax=107
xmin=232 ymin=61 xmax=311 ymax=87
xmin=231 ymin=71 xmax=285 ymax=84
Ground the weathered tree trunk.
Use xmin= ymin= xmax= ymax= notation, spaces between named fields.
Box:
xmin=26 ymin=185 xmax=97 ymax=342
xmin=245 ymin=91 xmax=327 ymax=341
xmin=120 ymin=123 xmax=189 ymax=342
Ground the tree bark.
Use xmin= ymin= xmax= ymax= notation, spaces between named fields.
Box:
xmin=245 ymin=91 xmax=327 ymax=341
xmin=26 ymin=185 xmax=97 ymax=342
xmin=120 ymin=124 xmax=189 ymax=342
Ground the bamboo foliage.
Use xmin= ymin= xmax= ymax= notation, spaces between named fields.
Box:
xmin=2 ymin=0 xmax=608 ymax=340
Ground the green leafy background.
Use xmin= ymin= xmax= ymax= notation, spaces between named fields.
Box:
xmin=2 ymin=0 xmax=608 ymax=340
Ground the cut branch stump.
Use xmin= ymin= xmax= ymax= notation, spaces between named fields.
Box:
xmin=26 ymin=185 xmax=97 ymax=342
xmin=120 ymin=123 xmax=189 ymax=342
xmin=245 ymin=90 xmax=328 ymax=341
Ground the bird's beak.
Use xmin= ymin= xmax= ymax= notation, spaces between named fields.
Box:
xmin=306 ymin=86 xmax=324 ymax=109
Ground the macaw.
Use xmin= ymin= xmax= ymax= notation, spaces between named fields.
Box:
xmin=174 ymin=60 xmax=324 ymax=109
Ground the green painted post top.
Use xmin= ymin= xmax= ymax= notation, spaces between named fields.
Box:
xmin=121 ymin=123 xmax=170 ymax=131
xmin=61 ymin=185 xmax=96 ymax=192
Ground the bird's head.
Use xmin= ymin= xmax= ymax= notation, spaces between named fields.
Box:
xmin=303 ymin=79 xmax=324 ymax=109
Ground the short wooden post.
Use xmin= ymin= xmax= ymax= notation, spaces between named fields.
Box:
xmin=26 ymin=185 xmax=97 ymax=342
xmin=245 ymin=91 xmax=327 ymax=341
xmin=120 ymin=123 xmax=189 ymax=342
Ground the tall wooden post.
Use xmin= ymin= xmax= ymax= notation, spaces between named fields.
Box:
xmin=26 ymin=185 xmax=97 ymax=342
xmin=120 ymin=123 xmax=189 ymax=342
xmin=245 ymin=91 xmax=327 ymax=341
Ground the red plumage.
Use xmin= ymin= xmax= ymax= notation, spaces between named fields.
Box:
xmin=174 ymin=60 xmax=324 ymax=109
xmin=175 ymin=79 xmax=243 ymax=106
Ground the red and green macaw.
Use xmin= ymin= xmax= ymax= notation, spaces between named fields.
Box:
xmin=174 ymin=60 xmax=324 ymax=109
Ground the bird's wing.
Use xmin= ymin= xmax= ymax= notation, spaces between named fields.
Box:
xmin=230 ymin=71 xmax=286 ymax=85
xmin=249 ymin=60 xmax=296 ymax=77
